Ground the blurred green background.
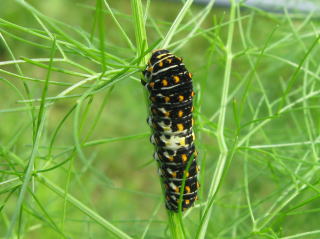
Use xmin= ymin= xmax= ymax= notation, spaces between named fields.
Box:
xmin=1 ymin=0 xmax=320 ymax=238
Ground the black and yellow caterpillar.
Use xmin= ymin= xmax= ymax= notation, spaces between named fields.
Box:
xmin=142 ymin=49 xmax=199 ymax=212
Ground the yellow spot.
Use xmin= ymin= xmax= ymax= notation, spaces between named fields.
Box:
xmin=192 ymin=118 xmax=195 ymax=126
xmin=197 ymin=182 xmax=200 ymax=189
xmin=185 ymin=171 xmax=189 ymax=177
xmin=173 ymin=76 xmax=180 ymax=83
xmin=148 ymin=67 xmax=153 ymax=72
xmin=192 ymin=133 xmax=196 ymax=140
xmin=188 ymin=72 xmax=192 ymax=78
xmin=168 ymin=156 xmax=174 ymax=161
xmin=164 ymin=111 xmax=170 ymax=117
xmin=178 ymin=95 xmax=184 ymax=102
xmin=191 ymin=106 xmax=194 ymax=112
xmin=185 ymin=199 xmax=190 ymax=205
xmin=149 ymin=82 xmax=155 ymax=88
xmin=179 ymin=138 xmax=186 ymax=146
xmin=162 ymin=79 xmax=168 ymax=86
xmin=194 ymin=151 xmax=198 ymax=157
xmin=167 ymin=58 xmax=172 ymax=64
xmin=164 ymin=96 xmax=170 ymax=103
xmin=159 ymin=61 xmax=164 ymax=67
xmin=175 ymin=186 xmax=180 ymax=193
xmin=177 ymin=123 xmax=184 ymax=131
xmin=191 ymin=91 xmax=195 ymax=97
xmin=185 ymin=186 xmax=191 ymax=193
xmin=178 ymin=110 xmax=183 ymax=117
xmin=181 ymin=154 xmax=187 ymax=162
xmin=196 ymin=166 xmax=200 ymax=172
xmin=195 ymin=196 xmax=199 ymax=200
xmin=177 ymin=57 xmax=182 ymax=62
xmin=172 ymin=172 xmax=177 ymax=178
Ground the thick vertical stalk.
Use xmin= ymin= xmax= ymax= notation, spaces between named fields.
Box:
xmin=168 ymin=212 xmax=186 ymax=239
xmin=131 ymin=1 xmax=186 ymax=238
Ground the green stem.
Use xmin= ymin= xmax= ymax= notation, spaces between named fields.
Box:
xmin=168 ymin=212 xmax=185 ymax=239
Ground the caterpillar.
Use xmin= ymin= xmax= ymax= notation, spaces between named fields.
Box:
xmin=141 ymin=49 xmax=199 ymax=212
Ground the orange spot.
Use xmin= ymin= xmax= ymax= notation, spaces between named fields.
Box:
xmin=175 ymin=187 xmax=180 ymax=193
xmin=185 ymin=199 xmax=190 ymax=205
xmin=173 ymin=76 xmax=180 ymax=83
xmin=185 ymin=186 xmax=191 ymax=193
xmin=188 ymin=72 xmax=192 ymax=78
xmin=148 ymin=67 xmax=153 ymax=72
xmin=177 ymin=123 xmax=184 ymax=131
xmin=178 ymin=110 xmax=183 ymax=117
xmin=149 ymin=82 xmax=155 ymax=88
xmin=164 ymin=111 xmax=170 ymax=117
xmin=164 ymin=96 xmax=170 ymax=103
xmin=162 ymin=79 xmax=168 ymax=86
xmin=178 ymin=95 xmax=184 ymax=102
xmin=191 ymin=91 xmax=195 ymax=97
xmin=159 ymin=61 xmax=164 ymax=67
xmin=172 ymin=172 xmax=177 ymax=178
xmin=181 ymin=154 xmax=187 ymax=162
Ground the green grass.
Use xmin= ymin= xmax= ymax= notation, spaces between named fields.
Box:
xmin=1 ymin=0 xmax=320 ymax=238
